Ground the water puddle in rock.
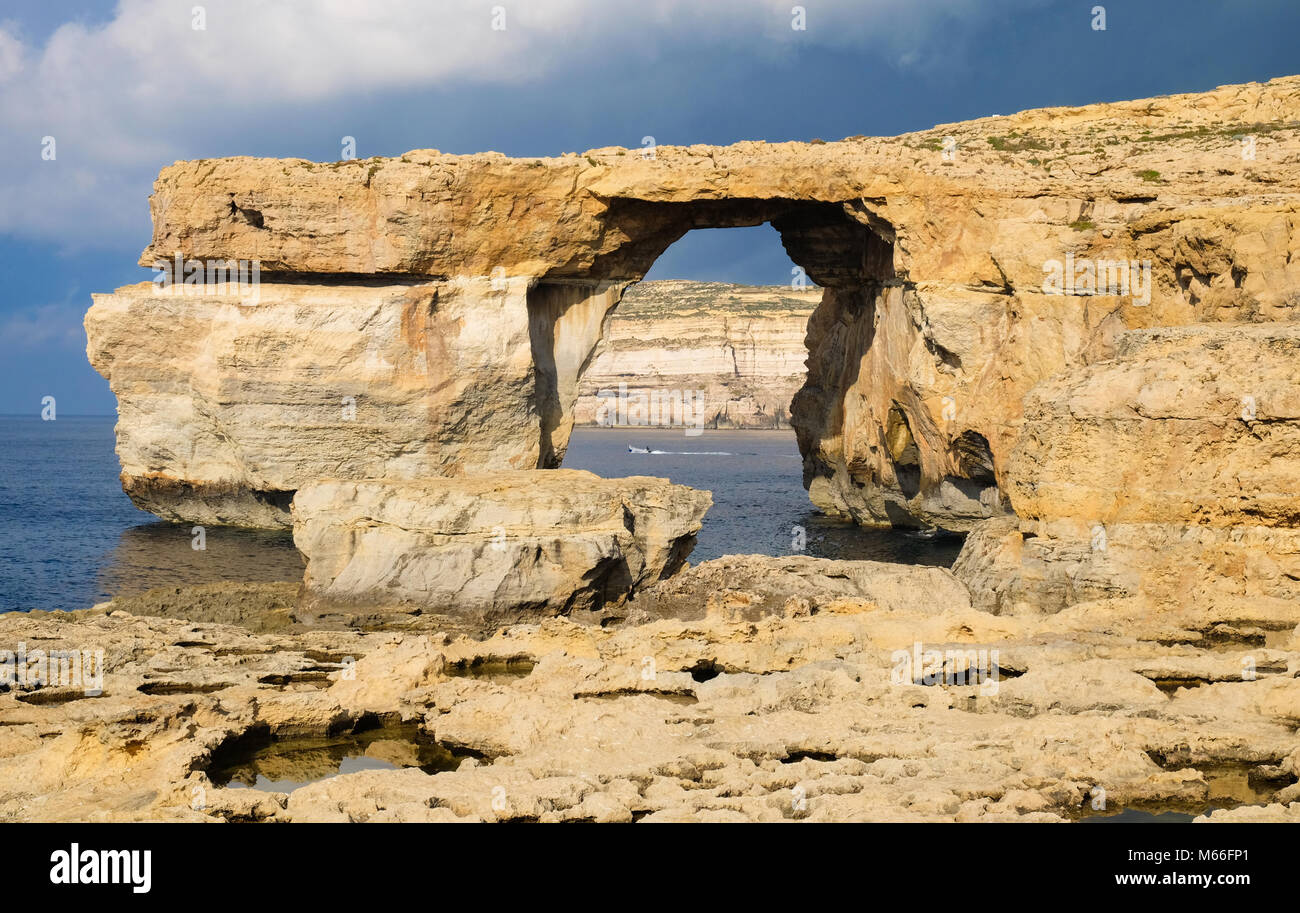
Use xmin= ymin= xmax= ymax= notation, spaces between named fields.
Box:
xmin=1074 ymin=763 xmax=1289 ymax=822
xmin=585 ymin=691 xmax=698 ymax=705
xmin=208 ymin=722 xmax=479 ymax=793
xmin=445 ymin=657 xmax=535 ymax=683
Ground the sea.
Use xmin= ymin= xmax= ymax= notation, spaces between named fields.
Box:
xmin=0 ymin=418 xmax=962 ymax=612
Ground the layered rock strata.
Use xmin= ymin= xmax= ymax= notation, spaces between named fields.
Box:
xmin=573 ymin=281 xmax=816 ymax=430
xmin=87 ymin=278 xmax=623 ymax=527
xmin=954 ymin=323 xmax=1300 ymax=614
xmin=292 ymin=471 xmax=711 ymax=621
xmin=86 ymin=76 xmax=1300 ymax=532
xmin=2 ymin=565 xmax=1296 ymax=822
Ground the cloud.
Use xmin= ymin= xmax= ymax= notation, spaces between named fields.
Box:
xmin=0 ymin=301 xmax=90 ymax=350
xmin=0 ymin=24 xmax=24 ymax=79
xmin=0 ymin=0 xmax=1034 ymax=247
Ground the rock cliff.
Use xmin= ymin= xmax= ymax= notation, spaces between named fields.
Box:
xmin=87 ymin=277 xmax=623 ymax=526
xmin=39 ymin=75 xmax=1300 ymax=824
xmin=87 ymin=75 xmax=1300 ymax=536
xmin=573 ymin=281 xmax=815 ymax=430
xmin=953 ymin=323 xmax=1300 ymax=615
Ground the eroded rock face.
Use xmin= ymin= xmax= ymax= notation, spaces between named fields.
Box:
xmin=2 ymin=564 xmax=1296 ymax=822
xmin=86 ymin=75 xmax=1300 ymax=530
xmin=953 ymin=324 xmax=1300 ymax=614
xmin=628 ymin=554 xmax=973 ymax=621
xmin=292 ymin=471 xmax=711 ymax=621
xmin=573 ymin=281 xmax=816 ymax=430
xmin=86 ymin=278 xmax=623 ymax=526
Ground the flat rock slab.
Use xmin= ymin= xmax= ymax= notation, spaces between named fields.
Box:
xmin=292 ymin=471 xmax=711 ymax=622
xmin=3 ymin=571 xmax=1296 ymax=823
xmin=629 ymin=554 xmax=973 ymax=622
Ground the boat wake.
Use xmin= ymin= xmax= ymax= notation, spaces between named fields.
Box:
xmin=628 ymin=446 xmax=733 ymax=456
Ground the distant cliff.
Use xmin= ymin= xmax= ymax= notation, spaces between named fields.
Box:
xmin=573 ymin=280 xmax=816 ymax=430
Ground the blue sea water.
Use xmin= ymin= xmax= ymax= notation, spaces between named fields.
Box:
xmin=0 ymin=415 xmax=303 ymax=611
xmin=0 ymin=418 xmax=960 ymax=612
xmin=563 ymin=428 xmax=963 ymax=566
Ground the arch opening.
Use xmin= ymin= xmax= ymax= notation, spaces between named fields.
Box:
xmin=540 ymin=200 xmax=964 ymax=567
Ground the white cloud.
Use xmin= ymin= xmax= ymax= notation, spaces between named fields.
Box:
xmin=0 ymin=0 xmax=1032 ymax=247
xmin=0 ymin=24 xmax=24 ymax=79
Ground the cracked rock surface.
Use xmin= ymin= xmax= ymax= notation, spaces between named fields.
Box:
xmin=2 ymin=560 xmax=1296 ymax=823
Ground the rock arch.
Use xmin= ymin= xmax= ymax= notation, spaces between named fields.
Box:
xmin=525 ymin=197 xmax=928 ymax=513
xmin=88 ymin=77 xmax=1300 ymax=558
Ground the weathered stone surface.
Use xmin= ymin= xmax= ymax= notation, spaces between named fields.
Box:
xmin=107 ymin=581 xmax=302 ymax=633
xmin=954 ymin=323 xmax=1300 ymax=613
xmin=86 ymin=277 xmax=622 ymax=526
xmin=2 ymin=558 xmax=1296 ymax=822
xmin=1199 ymin=803 xmax=1300 ymax=823
xmin=139 ymin=79 xmax=1300 ymax=283
xmin=627 ymin=554 xmax=973 ymax=622
xmin=292 ymin=471 xmax=711 ymax=621
xmin=573 ymin=281 xmax=816 ymax=430
xmin=87 ymin=76 xmax=1300 ymax=530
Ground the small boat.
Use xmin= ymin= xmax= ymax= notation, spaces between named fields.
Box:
xmin=628 ymin=445 xmax=650 ymax=454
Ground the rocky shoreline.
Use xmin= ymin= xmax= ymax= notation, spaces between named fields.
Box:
xmin=1 ymin=560 xmax=1296 ymax=822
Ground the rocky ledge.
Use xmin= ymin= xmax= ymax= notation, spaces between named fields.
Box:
xmin=293 ymin=471 xmax=710 ymax=624
xmin=1 ymin=560 xmax=1296 ymax=822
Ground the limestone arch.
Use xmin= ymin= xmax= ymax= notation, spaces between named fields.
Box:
xmin=526 ymin=198 xmax=898 ymax=491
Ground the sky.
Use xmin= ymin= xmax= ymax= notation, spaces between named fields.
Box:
xmin=1 ymin=0 xmax=1297 ymax=415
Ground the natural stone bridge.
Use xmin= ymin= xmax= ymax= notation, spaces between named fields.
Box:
xmin=87 ymin=75 xmax=1300 ymax=614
